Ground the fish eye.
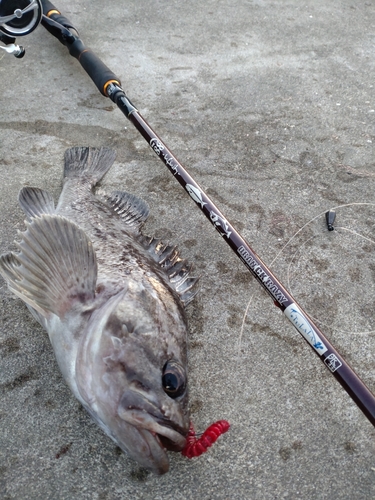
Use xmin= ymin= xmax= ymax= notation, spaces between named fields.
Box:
xmin=162 ymin=360 xmax=186 ymax=399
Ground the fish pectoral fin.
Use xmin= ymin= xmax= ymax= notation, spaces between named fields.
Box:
xmin=0 ymin=215 xmax=97 ymax=318
xmin=105 ymin=190 xmax=149 ymax=232
xmin=26 ymin=303 xmax=48 ymax=329
xmin=18 ymin=187 xmax=55 ymax=222
xmin=0 ymin=252 xmax=50 ymax=317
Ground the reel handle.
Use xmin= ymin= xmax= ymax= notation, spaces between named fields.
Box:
xmin=0 ymin=0 xmax=42 ymax=37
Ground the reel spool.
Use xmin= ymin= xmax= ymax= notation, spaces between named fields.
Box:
xmin=0 ymin=0 xmax=42 ymax=37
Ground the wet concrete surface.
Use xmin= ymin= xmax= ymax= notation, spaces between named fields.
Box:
xmin=0 ymin=0 xmax=375 ymax=498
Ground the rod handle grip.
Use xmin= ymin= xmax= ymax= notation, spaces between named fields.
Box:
xmin=68 ymin=39 xmax=121 ymax=96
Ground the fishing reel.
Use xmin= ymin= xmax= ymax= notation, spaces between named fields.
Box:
xmin=0 ymin=0 xmax=43 ymax=57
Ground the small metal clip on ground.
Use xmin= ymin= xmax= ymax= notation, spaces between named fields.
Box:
xmin=325 ymin=210 xmax=336 ymax=231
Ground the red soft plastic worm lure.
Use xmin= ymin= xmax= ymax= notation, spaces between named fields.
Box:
xmin=181 ymin=420 xmax=230 ymax=458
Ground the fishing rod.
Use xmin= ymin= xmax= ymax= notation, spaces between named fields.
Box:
xmin=2 ymin=0 xmax=375 ymax=427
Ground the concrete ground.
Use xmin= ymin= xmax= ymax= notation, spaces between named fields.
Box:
xmin=1 ymin=0 xmax=375 ymax=498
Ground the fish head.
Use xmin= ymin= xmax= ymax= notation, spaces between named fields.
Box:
xmin=76 ymin=281 xmax=190 ymax=474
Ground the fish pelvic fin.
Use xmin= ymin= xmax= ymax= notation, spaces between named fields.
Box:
xmin=105 ymin=190 xmax=149 ymax=233
xmin=0 ymin=215 xmax=97 ymax=318
xmin=64 ymin=147 xmax=116 ymax=186
xmin=140 ymin=236 xmax=200 ymax=306
xmin=18 ymin=187 xmax=55 ymax=222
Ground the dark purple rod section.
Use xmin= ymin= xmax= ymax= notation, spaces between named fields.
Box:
xmin=127 ymin=106 xmax=375 ymax=426
xmin=40 ymin=0 xmax=375 ymax=426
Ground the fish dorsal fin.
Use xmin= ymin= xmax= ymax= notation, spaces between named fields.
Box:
xmin=64 ymin=147 xmax=117 ymax=186
xmin=0 ymin=215 xmax=97 ymax=318
xmin=106 ymin=190 xmax=149 ymax=232
xmin=140 ymin=235 xmax=200 ymax=306
xmin=18 ymin=187 xmax=55 ymax=222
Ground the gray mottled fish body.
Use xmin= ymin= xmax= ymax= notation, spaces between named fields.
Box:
xmin=0 ymin=147 xmax=199 ymax=474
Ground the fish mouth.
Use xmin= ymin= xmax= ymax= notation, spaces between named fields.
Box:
xmin=121 ymin=407 xmax=186 ymax=449
xmin=118 ymin=395 xmax=187 ymax=474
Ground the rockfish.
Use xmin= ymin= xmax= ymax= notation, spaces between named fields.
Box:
xmin=0 ymin=147 xmax=199 ymax=474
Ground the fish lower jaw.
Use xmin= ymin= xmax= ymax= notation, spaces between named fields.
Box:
xmin=118 ymin=408 xmax=187 ymax=451
xmin=137 ymin=428 xmax=170 ymax=475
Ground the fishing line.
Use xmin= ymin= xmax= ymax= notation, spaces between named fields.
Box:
xmin=286 ymin=231 xmax=375 ymax=336
xmin=238 ymin=202 xmax=375 ymax=352
xmin=337 ymin=226 xmax=375 ymax=248
xmin=271 ymin=202 xmax=375 ymax=268
xmin=233 ymin=204 xmax=375 ymax=423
